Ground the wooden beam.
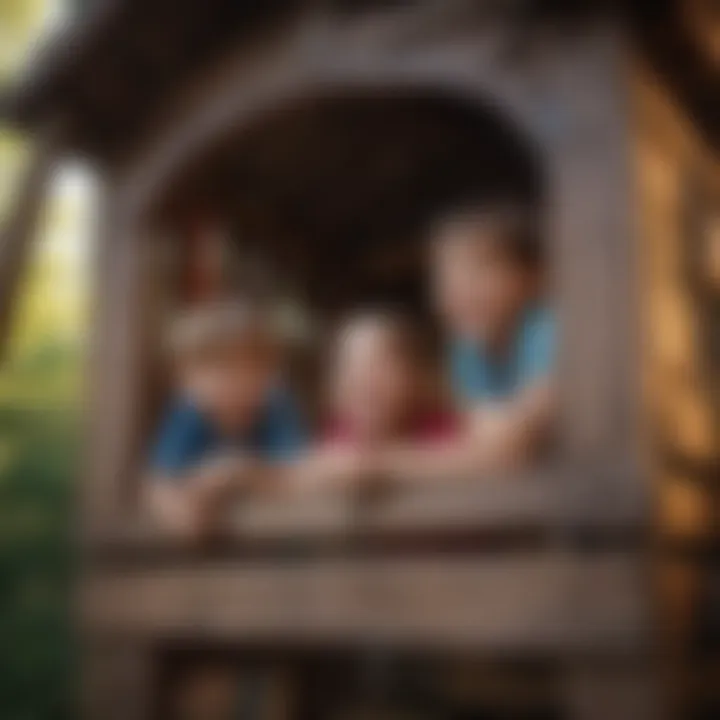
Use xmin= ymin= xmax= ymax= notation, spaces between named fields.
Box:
xmin=1 ymin=0 xmax=124 ymax=127
xmin=82 ymin=638 xmax=155 ymax=720
xmin=82 ymin=551 xmax=647 ymax=655
xmin=229 ymin=463 xmax=645 ymax=542
xmin=89 ymin=463 xmax=646 ymax=557
xmin=560 ymin=663 xmax=658 ymax=720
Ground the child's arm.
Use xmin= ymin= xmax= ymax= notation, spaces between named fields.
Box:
xmin=378 ymin=311 xmax=557 ymax=486
xmin=244 ymin=445 xmax=374 ymax=498
xmin=470 ymin=377 xmax=554 ymax=469
xmin=377 ymin=378 xmax=554 ymax=486
xmin=144 ymin=402 xmax=257 ymax=537
xmin=145 ymin=475 xmax=206 ymax=539
xmin=145 ymin=456 xmax=255 ymax=539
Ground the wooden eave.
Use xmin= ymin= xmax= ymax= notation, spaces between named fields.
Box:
xmin=5 ymin=1 xmax=717 ymax=163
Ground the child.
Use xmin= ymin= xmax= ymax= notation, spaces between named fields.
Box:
xmin=377 ymin=203 xmax=556 ymax=482
xmin=283 ymin=311 xmax=458 ymax=495
xmin=326 ymin=311 xmax=457 ymax=447
xmin=146 ymin=300 xmax=306 ymax=537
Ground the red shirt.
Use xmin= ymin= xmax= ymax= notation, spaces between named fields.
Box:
xmin=325 ymin=411 xmax=459 ymax=446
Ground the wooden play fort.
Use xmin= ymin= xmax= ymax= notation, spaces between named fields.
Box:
xmin=1 ymin=1 xmax=718 ymax=718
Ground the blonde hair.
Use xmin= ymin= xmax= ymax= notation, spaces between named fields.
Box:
xmin=167 ymin=300 xmax=281 ymax=362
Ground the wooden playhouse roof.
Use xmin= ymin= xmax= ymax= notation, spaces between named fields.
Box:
xmin=1 ymin=0 xmax=718 ymax=162
xmin=1 ymin=0 xmax=295 ymax=159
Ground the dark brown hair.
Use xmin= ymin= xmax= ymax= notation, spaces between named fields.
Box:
xmin=432 ymin=202 xmax=544 ymax=270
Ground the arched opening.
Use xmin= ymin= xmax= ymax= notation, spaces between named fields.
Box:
xmin=156 ymin=86 xmax=546 ymax=320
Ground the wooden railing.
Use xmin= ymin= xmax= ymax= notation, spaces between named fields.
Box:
xmin=81 ymin=464 xmax=649 ymax=657
xmin=87 ymin=463 xmax=647 ymax=557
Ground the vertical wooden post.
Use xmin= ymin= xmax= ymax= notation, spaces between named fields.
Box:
xmin=551 ymin=31 xmax=640 ymax=469
xmin=551 ymin=29 xmax=655 ymax=719
xmin=561 ymin=665 xmax=659 ymax=720
xmin=82 ymin=189 xmax=159 ymax=532
xmin=83 ymin=638 xmax=155 ymax=720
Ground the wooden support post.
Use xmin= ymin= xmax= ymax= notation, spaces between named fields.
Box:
xmin=83 ymin=638 xmax=155 ymax=720
xmin=561 ymin=664 xmax=659 ymax=720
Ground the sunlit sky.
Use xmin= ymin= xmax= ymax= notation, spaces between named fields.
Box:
xmin=45 ymin=163 xmax=95 ymax=267
xmin=1 ymin=0 xmax=98 ymax=345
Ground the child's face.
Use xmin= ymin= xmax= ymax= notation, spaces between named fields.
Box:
xmin=180 ymin=341 xmax=277 ymax=430
xmin=332 ymin=323 xmax=420 ymax=443
xmin=432 ymin=229 xmax=533 ymax=345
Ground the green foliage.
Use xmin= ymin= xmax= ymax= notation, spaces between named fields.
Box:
xmin=0 ymin=338 xmax=80 ymax=720
xmin=0 ymin=183 xmax=85 ymax=718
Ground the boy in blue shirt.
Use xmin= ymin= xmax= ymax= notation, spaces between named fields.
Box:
xmin=378 ymin=203 xmax=556 ymax=482
xmin=146 ymin=300 xmax=305 ymax=536
xmin=436 ymin=204 xmax=555 ymax=410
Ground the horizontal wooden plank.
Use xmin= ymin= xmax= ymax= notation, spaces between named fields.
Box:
xmin=234 ymin=470 xmax=559 ymax=539
xmin=82 ymin=551 xmax=647 ymax=655
xmin=236 ymin=464 xmax=645 ymax=538
xmin=91 ymin=464 xmax=647 ymax=555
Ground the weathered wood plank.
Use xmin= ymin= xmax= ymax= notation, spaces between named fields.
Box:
xmin=560 ymin=664 xmax=659 ymax=720
xmin=230 ymin=463 xmax=645 ymax=543
xmin=548 ymin=31 xmax=641 ymax=465
xmin=82 ymin=552 xmax=647 ymax=655
xmin=88 ymin=464 xmax=646 ymax=556
xmin=82 ymin=638 xmax=155 ymax=720
xmin=83 ymin=193 xmax=164 ymax=529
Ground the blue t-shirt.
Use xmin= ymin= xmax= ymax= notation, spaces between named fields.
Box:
xmin=149 ymin=388 xmax=306 ymax=479
xmin=450 ymin=307 xmax=556 ymax=405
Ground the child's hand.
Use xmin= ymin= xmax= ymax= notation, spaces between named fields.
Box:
xmin=192 ymin=454 xmax=261 ymax=505
xmin=351 ymin=447 xmax=395 ymax=501
xmin=167 ymin=458 xmax=256 ymax=540
xmin=331 ymin=447 xmax=373 ymax=490
xmin=148 ymin=482 xmax=223 ymax=543
xmin=147 ymin=456 xmax=263 ymax=542
xmin=297 ymin=447 xmax=374 ymax=494
xmin=191 ymin=458 xmax=235 ymax=506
